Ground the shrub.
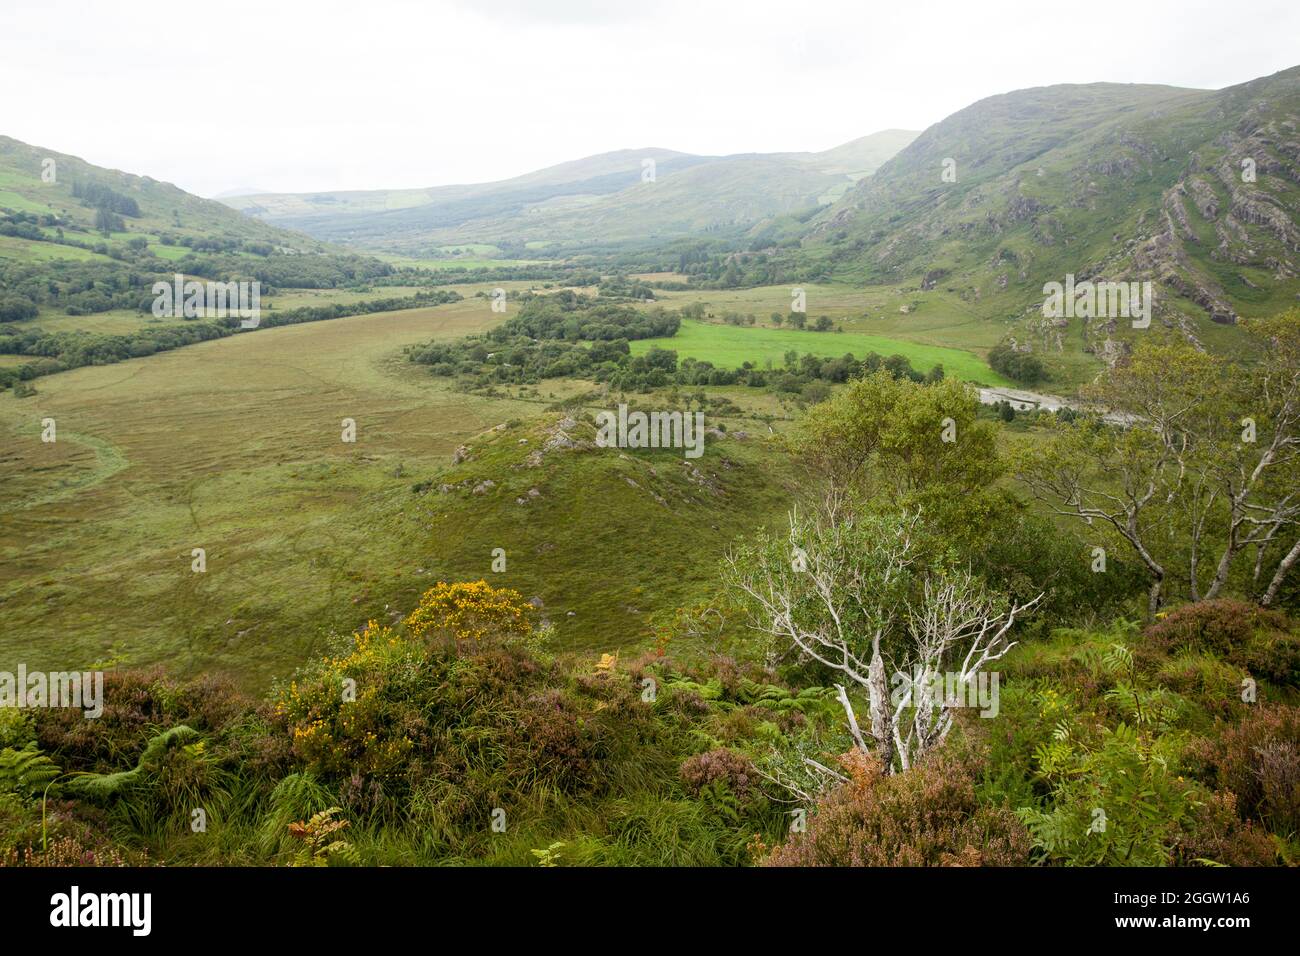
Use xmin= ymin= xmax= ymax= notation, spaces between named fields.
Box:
xmin=0 ymin=709 xmax=33 ymax=750
xmin=1170 ymin=790 xmax=1280 ymax=866
xmin=1007 ymin=655 xmax=1199 ymax=865
xmin=1185 ymin=704 xmax=1300 ymax=835
xmin=275 ymin=597 xmax=649 ymax=833
xmin=765 ymin=748 xmax=1030 ymax=866
xmin=1152 ymin=653 xmax=1249 ymax=723
xmin=276 ymin=621 xmax=421 ymax=777
xmin=33 ymin=668 xmax=248 ymax=772
xmin=1143 ymin=600 xmax=1300 ymax=688
xmin=1145 ymin=600 xmax=1266 ymax=654
xmin=404 ymin=580 xmax=532 ymax=646
xmin=681 ymin=748 xmax=756 ymax=800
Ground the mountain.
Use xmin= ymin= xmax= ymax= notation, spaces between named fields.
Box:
xmin=0 ymin=136 xmax=394 ymax=329
xmin=219 ymin=131 xmax=919 ymax=254
xmin=212 ymin=186 xmax=272 ymax=199
xmin=804 ymin=69 xmax=1300 ymax=360
xmin=0 ymin=135 xmax=336 ymax=255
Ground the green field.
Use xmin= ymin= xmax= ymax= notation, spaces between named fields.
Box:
xmin=643 ymin=281 xmax=1003 ymax=350
xmin=0 ymin=233 xmax=114 ymax=263
xmin=12 ymin=308 xmax=188 ymax=334
xmin=632 ymin=318 xmax=1012 ymax=385
xmin=0 ymin=289 xmax=793 ymax=691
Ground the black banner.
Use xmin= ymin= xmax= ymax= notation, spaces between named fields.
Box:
xmin=0 ymin=865 xmax=1283 ymax=942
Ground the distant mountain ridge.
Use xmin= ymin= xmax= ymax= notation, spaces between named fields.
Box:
xmin=220 ymin=131 xmax=919 ymax=253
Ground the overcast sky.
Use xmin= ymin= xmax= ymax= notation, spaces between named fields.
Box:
xmin=4 ymin=0 xmax=1297 ymax=197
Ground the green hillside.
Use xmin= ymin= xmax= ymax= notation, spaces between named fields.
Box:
xmin=802 ymin=69 xmax=1300 ymax=373
xmin=220 ymin=131 xmax=919 ymax=255
xmin=0 ymin=135 xmax=424 ymax=388
xmin=0 ymin=135 xmax=337 ymax=257
xmin=4 ymin=47 xmax=1300 ymax=882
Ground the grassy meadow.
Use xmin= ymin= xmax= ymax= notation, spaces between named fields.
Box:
xmin=0 ymin=287 xmax=797 ymax=692
xmin=631 ymin=317 xmax=1014 ymax=385
xmin=1 ymin=293 xmax=516 ymax=686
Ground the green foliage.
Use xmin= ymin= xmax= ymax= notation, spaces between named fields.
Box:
xmin=63 ymin=725 xmax=202 ymax=801
xmin=288 ymin=806 xmax=358 ymax=867
xmin=0 ymin=744 xmax=60 ymax=798
xmin=1146 ymin=600 xmax=1300 ymax=684
xmin=410 ymin=294 xmax=937 ymax=394
xmin=530 ymin=841 xmax=566 ymax=866
xmin=793 ymin=370 xmax=1003 ymax=544
xmin=988 ymin=341 xmax=1046 ymax=384
xmin=0 ymin=707 xmax=34 ymax=750
xmin=976 ymin=615 xmax=1300 ymax=866
xmin=1016 ymin=715 xmax=1195 ymax=866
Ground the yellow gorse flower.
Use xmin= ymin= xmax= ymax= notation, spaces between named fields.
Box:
xmin=405 ymin=580 xmax=532 ymax=644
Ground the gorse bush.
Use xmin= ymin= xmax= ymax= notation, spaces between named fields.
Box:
xmin=277 ymin=622 xmax=420 ymax=778
xmin=263 ymin=582 xmax=800 ymax=856
xmin=404 ymin=580 xmax=533 ymax=646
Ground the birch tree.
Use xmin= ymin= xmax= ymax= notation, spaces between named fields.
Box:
xmin=725 ymin=492 xmax=1041 ymax=775
xmin=1019 ymin=311 xmax=1300 ymax=612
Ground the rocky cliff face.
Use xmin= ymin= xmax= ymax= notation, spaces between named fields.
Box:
xmin=806 ymin=68 xmax=1300 ymax=366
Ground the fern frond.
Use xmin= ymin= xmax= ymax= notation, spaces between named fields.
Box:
xmin=0 ymin=744 xmax=61 ymax=797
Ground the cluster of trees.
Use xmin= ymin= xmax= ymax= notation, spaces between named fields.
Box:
xmin=0 ymin=246 xmax=399 ymax=321
xmin=0 ymin=294 xmax=38 ymax=322
xmin=411 ymin=295 xmax=941 ymax=397
xmin=488 ymin=290 xmax=679 ymax=342
xmin=146 ymin=234 xmax=278 ymax=256
xmin=774 ymin=312 xmax=836 ymax=331
xmin=0 ymin=258 xmax=150 ymax=318
xmin=988 ymin=340 xmax=1046 ymax=384
xmin=169 ymin=250 xmax=392 ymax=291
xmin=671 ymin=245 xmax=817 ymax=289
xmin=0 ymin=210 xmax=139 ymax=267
xmin=736 ymin=306 xmax=1300 ymax=630
xmin=726 ymin=370 xmax=1147 ymax=779
xmin=376 ymin=265 xmax=600 ymax=290
xmin=0 ymin=210 xmax=65 ymax=241
xmin=716 ymin=325 xmax=1300 ymax=864
xmin=596 ymin=275 xmax=656 ymax=300
xmin=93 ymin=207 xmax=125 ymax=235
xmin=71 ymin=181 xmax=141 ymax=218
xmin=1018 ymin=310 xmax=1300 ymax=615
